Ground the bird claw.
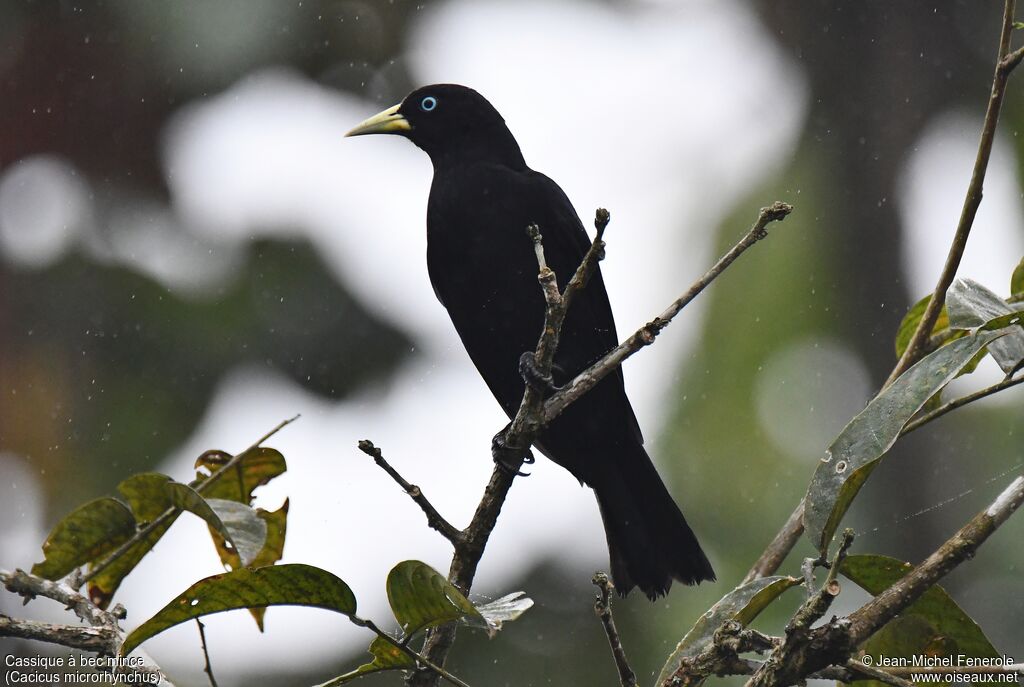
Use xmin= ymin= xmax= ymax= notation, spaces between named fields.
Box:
xmin=518 ymin=352 xmax=561 ymax=395
xmin=491 ymin=426 xmax=535 ymax=477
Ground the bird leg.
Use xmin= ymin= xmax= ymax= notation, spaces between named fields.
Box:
xmin=518 ymin=351 xmax=562 ymax=395
xmin=491 ymin=424 xmax=535 ymax=477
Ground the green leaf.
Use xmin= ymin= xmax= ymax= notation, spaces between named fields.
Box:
xmin=895 ymin=295 xmax=957 ymax=358
xmin=86 ymin=474 xmax=182 ymax=607
xmin=120 ymin=564 xmax=357 ymax=656
xmin=386 ymin=561 xmax=483 ymax=637
xmin=163 ymin=482 xmax=267 ymax=567
xmin=118 ymin=472 xmax=177 ymax=522
xmin=841 ymin=555 xmax=998 ymax=659
xmin=32 ymin=498 xmax=137 ymax=580
xmin=946 ymin=278 xmax=1024 ymax=374
xmin=1011 ymin=256 xmax=1024 ymax=299
xmin=656 ymin=576 xmax=800 ymax=686
xmin=803 ymin=329 xmax=1006 ymax=554
xmin=196 ymin=447 xmax=287 ymax=504
xmin=314 ymin=636 xmax=415 ymax=686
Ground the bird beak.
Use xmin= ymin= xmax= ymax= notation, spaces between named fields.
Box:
xmin=345 ymin=103 xmax=411 ymax=137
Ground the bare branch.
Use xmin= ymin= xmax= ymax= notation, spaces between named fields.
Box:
xmin=887 ymin=0 xmax=1022 ymax=385
xmin=0 ymin=613 xmax=118 ymax=654
xmin=592 ymin=573 xmax=637 ymax=687
xmin=2 ymin=568 xmax=120 ymax=630
xmin=1 ymin=569 xmax=167 ymax=683
xmin=358 ymin=440 xmax=463 ymax=545
xmin=544 ymin=201 xmax=791 ymax=423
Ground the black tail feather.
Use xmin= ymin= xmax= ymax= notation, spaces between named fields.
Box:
xmin=593 ymin=444 xmax=714 ymax=599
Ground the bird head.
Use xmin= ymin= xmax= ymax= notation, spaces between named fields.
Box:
xmin=346 ymin=84 xmax=521 ymax=164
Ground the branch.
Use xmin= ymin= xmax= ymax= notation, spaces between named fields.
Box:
xmin=886 ymin=0 xmax=1021 ymax=385
xmin=84 ymin=415 xmax=300 ymax=586
xmin=901 ymin=372 xmax=1024 ymax=435
xmin=592 ymin=573 xmax=637 ymax=687
xmin=2 ymin=568 xmax=122 ymax=631
xmin=744 ymin=475 xmax=1024 ymax=687
xmin=0 ymin=568 xmax=168 ymax=683
xmin=196 ymin=619 xmax=220 ymax=687
xmin=543 ymin=201 xmax=792 ymax=423
xmin=358 ymin=440 xmax=462 ymax=544
xmin=409 ymin=204 xmax=790 ymax=686
xmin=0 ymin=613 xmax=118 ymax=654
xmin=846 ymin=475 xmax=1024 ymax=645
xmin=407 ymin=217 xmax=584 ymax=686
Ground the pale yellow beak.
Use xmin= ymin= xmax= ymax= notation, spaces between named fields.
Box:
xmin=345 ymin=103 xmax=411 ymax=137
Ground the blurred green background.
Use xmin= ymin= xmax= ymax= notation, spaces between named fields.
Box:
xmin=1 ymin=1 xmax=1022 ymax=685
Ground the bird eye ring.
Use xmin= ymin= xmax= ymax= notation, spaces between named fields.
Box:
xmin=420 ymin=96 xmax=437 ymax=112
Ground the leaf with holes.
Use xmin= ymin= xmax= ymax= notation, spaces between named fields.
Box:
xmin=163 ymin=482 xmax=267 ymax=566
xmin=32 ymin=498 xmax=137 ymax=580
xmin=946 ymin=278 xmax=1024 ymax=374
xmin=196 ymin=447 xmax=287 ymax=504
xmin=386 ymin=561 xmax=483 ymax=637
xmin=314 ymin=636 xmax=415 ymax=686
xmin=120 ymin=564 xmax=357 ymax=656
xmin=657 ymin=575 xmax=800 ymax=686
xmin=804 ymin=328 xmax=1007 ymax=555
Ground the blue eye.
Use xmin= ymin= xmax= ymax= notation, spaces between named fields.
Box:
xmin=420 ymin=96 xmax=437 ymax=112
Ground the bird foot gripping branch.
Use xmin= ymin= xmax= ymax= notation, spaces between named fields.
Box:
xmin=490 ymin=425 xmax=535 ymax=477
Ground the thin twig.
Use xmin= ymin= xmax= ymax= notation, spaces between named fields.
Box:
xmin=351 ymin=617 xmax=472 ymax=687
xmin=561 ymin=208 xmax=611 ymax=314
xmin=358 ymin=440 xmax=462 ymax=544
xmin=543 ymin=201 xmax=791 ymax=423
xmin=83 ymin=415 xmax=300 ymax=586
xmin=886 ymin=0 xmax=1021 ymax=385
xmin=901 ymin=373 xmax=1024 ymax=435
xmin=196 ymin=619 xmax=220 ymax=687
xmin=744 ymin=530 xmax=853 ymax=687
xmin=592 ymin=573 xmax=637 ymax=687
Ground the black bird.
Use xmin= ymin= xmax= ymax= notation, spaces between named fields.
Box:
xmin=347 ymin=84 xmax=713 ymax=598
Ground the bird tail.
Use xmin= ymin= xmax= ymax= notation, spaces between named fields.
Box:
xmin=593 ymin=444 xmax=714 ymax=599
